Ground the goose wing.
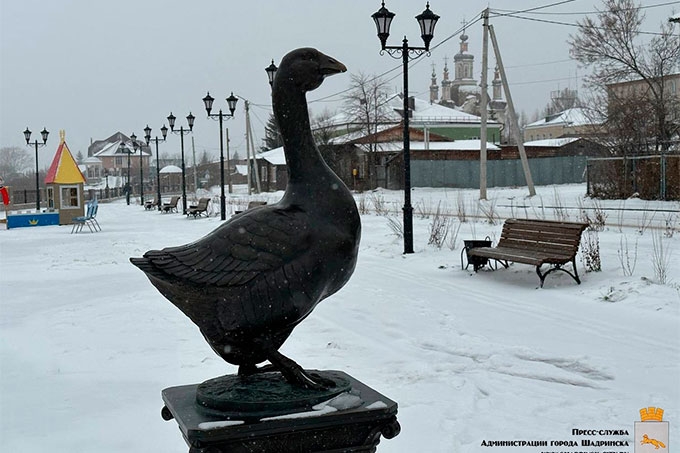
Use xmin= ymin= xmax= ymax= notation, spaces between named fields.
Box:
xmin=136 ymin=206 xmax=311 ymax=287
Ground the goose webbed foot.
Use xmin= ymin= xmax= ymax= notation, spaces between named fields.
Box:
xmin=267 ymin=349 xmax=336 ymax=390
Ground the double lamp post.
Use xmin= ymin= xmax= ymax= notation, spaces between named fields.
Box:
xmin=118 ymin=139 xmax=134 ymax=205
xmin=144 ymin=124 xmax=168 ymax=211
xmin=202 ymin=92 xmax=238 ymax=221
xmin=372 ymin=1 xmax=440 ymax=254
xmin=130 ymin=133 xmax=146 ymax=205
xmin=167 ymin=112 xmax=195 ymax=215
xmin=23 ymin=127 xmax=49 ymax=211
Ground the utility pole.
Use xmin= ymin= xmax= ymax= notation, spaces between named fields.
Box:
xmin=248 ymin=112 xmax=261 ymax=194
xmin=488 ymin=23 xmax=536 ymax=197
xmin=245 ymin=107 xmax=252 ymax=195
xmin=244 ymin=100 xmax=261 ymax=194
xmin=191 ymin=136 xmax=198 ymax=194
xmin=479 ymin=8 xmax=490 ymax=200
xmin=225 ymin=127 xmax=232 ymax=194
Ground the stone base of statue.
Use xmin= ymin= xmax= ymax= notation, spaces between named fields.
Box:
xmin=161 ymin=370 xmax=400 ymax=453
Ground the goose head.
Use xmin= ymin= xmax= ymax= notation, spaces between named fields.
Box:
xmin=274 ymin=48 xmax=347 ymax=93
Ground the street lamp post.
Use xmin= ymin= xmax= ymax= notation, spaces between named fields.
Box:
xmin=372 ymin=1 xmax=439 ymax=254
xmin=144 ymin=124 xmax=168 ymax=211
xmin=23 ymin=127 xmax=49 ymax=211
xmin=202 ymin=92 xmax=238 ymax=221
xmin=265 ymin=60 xmax=278 ymax=86
xmin=131 ymin=133 xmax=145 ymax=205
xmin=167 ymin=112 xmax=195 ymax=215
xmin=119 ymin=140 xmax=134 ymax=205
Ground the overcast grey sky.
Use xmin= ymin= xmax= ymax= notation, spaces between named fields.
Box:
xmin=1 ymin=0 xmax=676 ymax=167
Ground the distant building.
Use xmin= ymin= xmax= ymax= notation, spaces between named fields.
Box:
xmin=606 ymin=73 xmax=680 ymax=139
xmin=428 ymin=31 xmax=508 ymax=128
xmin=85 ymin=132 xmax=153 ymax=193
xmin=606 ymin=73 xmax=679 ymax=101
xmin=326 ymin=93 xmax=503 ymax=144
xmin=523 ymin=108 xmax=602 ymax=141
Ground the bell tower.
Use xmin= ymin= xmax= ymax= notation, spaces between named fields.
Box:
xmin=440 ymin=57 xmax=452 ymax=102
xmin=492 ymin=66 xmax=502 ymax=101
xmin=453 ymin=31 xmax=474 ymax=83
xmin=429 ymin=63 xmax=439 ymax=103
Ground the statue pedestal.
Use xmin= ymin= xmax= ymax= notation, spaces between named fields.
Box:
xmin=161 ymin=370 xmax=400 ymax=453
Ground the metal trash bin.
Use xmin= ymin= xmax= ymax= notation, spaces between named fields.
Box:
xmin=461 ymin=237 xmax=492 ymax=271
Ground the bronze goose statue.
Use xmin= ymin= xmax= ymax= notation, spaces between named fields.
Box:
xmin=130 ymin=48 xmax=360 ymax=390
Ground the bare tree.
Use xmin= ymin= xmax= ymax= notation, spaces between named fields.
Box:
xmin=543 ymin=88 xmax=581 ymax=117
xmin=342 ymin=72 xmax=392 ymax=189
xmin=0 ymin=146 xmax=32 ymax=178
xmin=311 ymin=108 xmax=337 ymax=146
xmin=568 ymin=0 xmax=680 ymax=153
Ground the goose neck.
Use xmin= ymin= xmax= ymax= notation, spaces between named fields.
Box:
xmin=273 ymin=87 xmax=323 ymax=181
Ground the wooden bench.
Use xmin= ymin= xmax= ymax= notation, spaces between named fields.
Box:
xmin=187 ymin=198 xmax=211 ymax=218
xmin=467 ymin=219 xmax=589 ymax=287
xmin=162 ymin=196 xmax=180 ymax=213
xmin=145 ymin=199 xmax=159 ymax=210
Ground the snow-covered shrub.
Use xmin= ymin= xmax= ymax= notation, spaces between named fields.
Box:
xmin=552 ymin=188 xmax=570 ymax=221
xmin=370 ymin=193 xmax=389 ymax=216
xmin=578 ymin=198 xmax=607 ymax=232
xmin=416 ymin=198 xmax=432 ymax=220
xmin=386 ymin=215 xmax=403 ymax=239
xmin=447 ymin=222 xmax=462 ymax=251
xmin=581 ymin=229 xmax=601 ymax=272
xmin=478 ymin=199 xmax=499 ymax=225
xmin=428 ymin=202 xmax=450 ymax=249
xmin=651 ymin=231 xmax=672 ymax=284
xmin=455 ymin=192 xmax=467 ymax=223
xmin=617 ymin=234 xmax=638 ymax=277
xmin=358 ymin=194 xmax=368 ymax=215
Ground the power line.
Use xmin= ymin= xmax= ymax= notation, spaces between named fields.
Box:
xmin=492 ymin=0 xmax=577 ymax=15
xmin=490 ymin=9 xmax=676 ymax=36
xmin=509 ymin=75 xmax=584 ymax=86
xmin=493 ymin=1 xmax=680 ymax=16
xmin=505 ymin=58 xmax=573 ymax=69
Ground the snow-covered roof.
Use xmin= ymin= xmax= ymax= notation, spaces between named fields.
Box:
xmin=321 ymin=93 xmax=491 ymax=130
xmin=525 ymin=107 xmax=599 ymax=129
xmin=234 ymin=164 xmax=248 ymax=175
xmin=385 ymin=94 xmax=489 ymax=124
xmin=329 ymin=124 xmax=395 ymax=145
xmin=82 ymin=156 xmax=102 ymax=164
xmin=159 ymin=165 xmax=182 ymax=174
xmin=255 ymin=147 xmax=286 ymax=165
xmin=93 ymin=140 xmax=151 ymax=157
xmin=357 ymin=140 xmax=500 ymax=153
xmin=523 ymin=137 xmax=580 ymax=147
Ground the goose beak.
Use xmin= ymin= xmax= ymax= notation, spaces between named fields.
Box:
xmin=320 ymin=55 xmax=347 ymax=78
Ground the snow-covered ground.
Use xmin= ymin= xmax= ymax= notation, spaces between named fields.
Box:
xmin=1 ymin=184 xmax=678 ymax=452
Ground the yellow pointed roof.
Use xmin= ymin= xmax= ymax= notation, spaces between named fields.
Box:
xmin=45 ymin=131 xmax=86 ymax=184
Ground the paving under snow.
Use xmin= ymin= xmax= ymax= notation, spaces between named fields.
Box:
xmin=1 ymin=183 xmax=678 ymax=452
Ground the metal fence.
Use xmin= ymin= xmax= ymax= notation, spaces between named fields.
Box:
xmin=586 ymin=154 xmax=679 ymax=200
xmin=411 ymin=155 xmax=588 ymax=189
xmin=5 ymin=187 xmax=126 ymax=210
